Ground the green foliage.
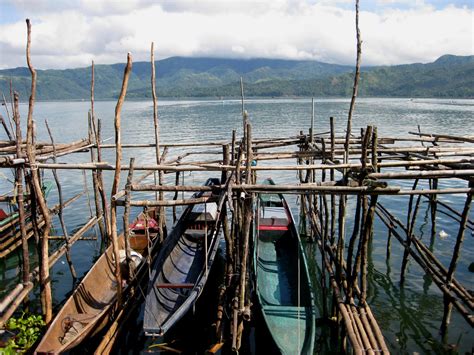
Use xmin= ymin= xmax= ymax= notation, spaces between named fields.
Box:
xmin=1 ymin=55 xmax=472 ymax=100
xmin=0 ymin=313 xmax=45 ymax=354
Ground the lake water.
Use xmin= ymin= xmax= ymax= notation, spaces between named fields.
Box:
xmin=1 ymin=98 xmax=473 ymax=353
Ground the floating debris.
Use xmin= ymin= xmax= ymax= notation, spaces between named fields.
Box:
xmin=439 ymin=230 xmax=449 ymax=239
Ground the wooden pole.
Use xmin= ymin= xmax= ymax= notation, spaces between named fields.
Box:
xmin=0 ymin=114 xmax=13 ymax=141
xmin=310 ymin=97 xmax=315 ymax=144
xmin=400 ymin=179 xmax=419 ymax=284
xmin=344 ymin=0 xmax=362 ymax=161
xmin=24 ymin=18 xmax=52 ymax=323
xmin=110 ymin=52 xmax=133 ymax=303
xmin=441 ymin=186 xmax=473 ymax=334
xmin=45 ymin=120 xmax=77 ymax=280
xmin=372 ymin=127 xmax=378 ymax=172
xmin=95 ymin=118 xmax=111 ymax=239
xmin=89 ymin=61 xmax=107 ymax=247
xmin=13 ymin=92 xmax=29 ymax=285
xmin=330 ymin=117 xmax=336 ymax=244
xmin=123 ymin=158 xmax=135 ymax=278
xmin=172 ymin=171 xmax=179 ymax=222
xmin=231 ymin=129 xmax=236 ymax=165
xmin=360 ymin=195 xmax=378 ymax=305
xmin=240 ymin=77 xmax=245 ymax=128
xmin=151 ymin=42 xmax=165 ymax=240
xmin=245 ymin=123 xmax=252 ymax=185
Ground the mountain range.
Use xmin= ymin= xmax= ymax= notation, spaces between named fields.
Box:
xmin=0 ymin=54 xmax=472 ymax=100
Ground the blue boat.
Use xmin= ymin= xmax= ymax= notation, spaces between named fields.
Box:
xmin=254 ymin=178 xmax=316 ymax=354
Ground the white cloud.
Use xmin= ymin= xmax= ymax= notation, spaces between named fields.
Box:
xmin=0 ymin=0 xmax=472 ymax=69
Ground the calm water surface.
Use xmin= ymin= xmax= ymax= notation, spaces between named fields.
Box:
xmin=0 ymin=98 xmax=473 ymax=353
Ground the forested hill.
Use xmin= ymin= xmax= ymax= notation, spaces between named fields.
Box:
xmin=0 ymin=54 xmax=472 ymax=100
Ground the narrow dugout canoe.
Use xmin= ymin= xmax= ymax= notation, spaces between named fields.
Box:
xmin=254 ymin=178 xmax=316 ymax=354
xmin=143 ymin=178 xmax=224 ymax=337
xmin=35 ymin=209 xmax=162 ymax=354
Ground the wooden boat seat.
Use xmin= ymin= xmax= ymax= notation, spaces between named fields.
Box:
xmin=188 ymin=202 xmax=218 ymax=222
xmin=156 ymin=283 xmax=194 ymax=289
xmin=184 ymin=221 xmax=211 ymax=241
xmin=260 ymin=206 xmax=289 ymax=230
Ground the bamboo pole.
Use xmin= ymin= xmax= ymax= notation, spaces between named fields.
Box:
xmin=240 ymin=77 xmax=245 ymax=132
xmin=360 ymin=195 xmax=378 ymax=304
xmin=31 ymin=157 xmax=474 ymax=172
xmin=172 ymin=171 xmax=179 ymax=222
xmin=310 ymin=98 xmax=315 ymax=144
xmin=409 ymin=131 xmax=474 ymax=144
xmin=245 ymin=123 xmax=252 ymax=185
xmin=429 ymin=178 xmax=438 ymax=239
xmin=119 ymin=196 xmax=214 ymax=207
xmin=368 ymin=169 xmax=474 ymax=180
xmin=376 ymin=209 xmax=473 ymax=327
xmin=24 ymin=18 xmax=52 ymax=323
xmin=424 ymin=193 xmax=474 ymax=228
xmin=0 ymin=114 xmax=13 ymax=141
xmin=372 ymin=127 xmax=378 ymax=172
xmin=0 ymin=284 xmax=24 ymax=313
xmin=329 ymin=117 xmax=336 ymax=244
xmin=400 ymin=179 xmax=420 ymax=284
xmin=0 ymin=282 xmax=34 ymax=328
xmin=110 ymin=52 xmax=133 ymax=303
xmin=441 ymin=187 xmax=473 ymax=334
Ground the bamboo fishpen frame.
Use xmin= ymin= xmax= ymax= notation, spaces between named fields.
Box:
xmin=1 ymin=11 xmax=473 ymax=354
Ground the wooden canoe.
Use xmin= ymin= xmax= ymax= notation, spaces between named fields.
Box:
xmin=253 ymin=178 xmax=316 ymax=354
xmin=143 ymin=178 xmax=224 ymax=337
xmin=35 ymin=209 xmax=162 ymax=354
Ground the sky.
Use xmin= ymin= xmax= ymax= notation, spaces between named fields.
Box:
xmin=0 ymin=0 xmax=472 ymax=70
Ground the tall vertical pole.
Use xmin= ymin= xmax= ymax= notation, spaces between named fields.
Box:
xmin=25 ymin=19 xmax=52 ymax=323
xmin=110 ymin=52 xmax=133 ymax=303
xmin=13 ymin=93 xmax=29 ymax=286
xmin=151 ymin=42 xmax=165 ymax=241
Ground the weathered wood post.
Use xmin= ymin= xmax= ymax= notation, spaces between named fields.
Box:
xmin=400 ymin=179 xmax=420 ymax=284
xmin=150 ymin=42 xmax=165 ymax=241
xmin=25 ymin=18 xmax=53 ymax=323
xmin=441 ymin=185 xmax=473 ymax=336
xmin=110 ymin=52 xmax=133 ymax=303
xmin=123 ymin=158 xmax=135 ymax=278
xmin=95 ymin=118 xmax=111 ymax=239
xmin=89 ymin=61 xmax=107 ymax=247
xmin=329 ymin=116 xmax=336 ymax=244
xmin=13 ymin=93 xmax=29 ymax=286
xmin=430 ymin=178 xmax=438 ymax=239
